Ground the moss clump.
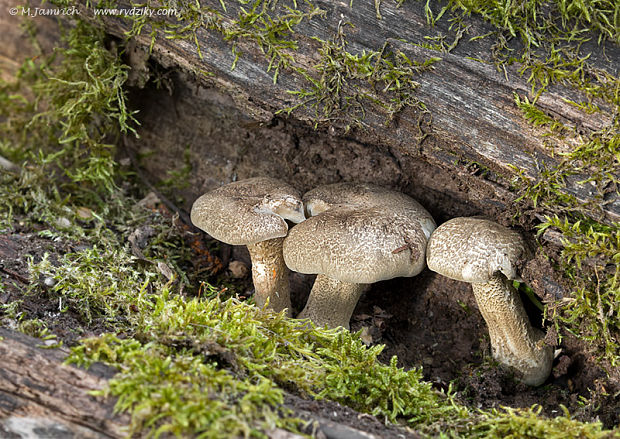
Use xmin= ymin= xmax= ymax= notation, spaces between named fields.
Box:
xmin=471 ymin=405 xmax=614 ymax=439
xmin=537 ymin=215 xmax=619 ymax=363
xmin=0 ymin=20 xmax=137 ymax=194
xmin=511 ymin=86 xmax=618 ymax=366
xmin=68 ymin=294 xmax=461 ymax=436
xmin=282 ymin=33 xmax=439 ymax=130
xmin=65 ymin=292 xmax=617 ymax=438
xmin=70 ymin=334 xmax=295 ymax=438
xmin=27 ymin=248 xmax=153 ymax=324
xmin=440 ymin=0 xmax=618 ymax=48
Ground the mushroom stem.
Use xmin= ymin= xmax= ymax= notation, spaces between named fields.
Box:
xmin=246 ymin=238 xmax=292 ymax=317
xmin=297 ymin=275 xmax=366 ymax=330
xmin=471 ymin=274 xmax=553 ymax=386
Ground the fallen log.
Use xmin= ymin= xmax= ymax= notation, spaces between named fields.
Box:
xmin=0 ymin=327 xmax=418 ymax=439
xmin=76 ymin=0 xmax=619 ymax=221
xmin=2 ymin=0 xmax=616 ymax=222
xmin=0 ymin=328 xmax=127 ymax=438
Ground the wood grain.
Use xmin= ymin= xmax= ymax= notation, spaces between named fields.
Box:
xmin=78 ymin=0 xmax=619 ymax=220
xmin=0 ymin=328 xmax=128 ymax=438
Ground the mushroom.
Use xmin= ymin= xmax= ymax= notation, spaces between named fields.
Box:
xmin=303 ymin=182 xmax=436 ymax=239
xmin=190 ymin=177 xmax=305 ymax=316
xmin=425 ymin=217 xmax=553 ymax=386
xmin=284 ymin=202 xmax=432 ymax=329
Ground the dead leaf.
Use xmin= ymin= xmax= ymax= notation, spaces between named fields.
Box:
xmin=157 ymin=261 xmax=175 ymax=281
xmin=360 ymin=326 xmax=373 ymax=345
xmin=75 ymin=207 xmax=93 ymax=220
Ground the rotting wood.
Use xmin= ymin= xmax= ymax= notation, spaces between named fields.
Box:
xmin=0 ymin=327 xmax=413 ymax=439
xmin=1 ymin=0 xmax=617 ymax=222
xmin=0 ymin=327 xmax=128 ymax=438
xmin=69 ymin=0 xmax=619 ymax=221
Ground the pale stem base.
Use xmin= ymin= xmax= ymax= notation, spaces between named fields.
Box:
xmin=247 ymin=238 xmax=292 ymax=317
xmin=472 ymin=274 xmax=553 ymax=386
xmin=297 ymin=275 xmax=366 ymax=330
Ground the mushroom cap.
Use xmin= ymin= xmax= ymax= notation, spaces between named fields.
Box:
xmin=426 ymin=217 xmax=528 ymax=283
xmin=303 ymin=182 xmax=436 ymax=239
xmin=190 ymin=177 xmax=305 ymax=245
xmin=283 ymin=206 xmax=428 ymax=284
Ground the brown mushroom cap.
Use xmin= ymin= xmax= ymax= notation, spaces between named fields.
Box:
xmin=283 ymin=206 xmax=428 ymax=284
xmin=303 ymin=182 xmax=436 ymax=238
xmin=190 ymin=177 xmax=305 ymax=245
xmin=426 ymin=217 xmax=527 ymax=283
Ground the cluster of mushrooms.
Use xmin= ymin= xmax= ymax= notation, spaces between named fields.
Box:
xmin=190 ymin=177 xmax=553 ymax=386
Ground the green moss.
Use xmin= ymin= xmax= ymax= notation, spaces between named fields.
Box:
xmin=510 ymin=81 xmax=618 ymax=365
xmin=158 ymin=144 xmax=193 ymax=192
xmin=471 ymin=405 xmax=614 ymax=439
xmin=66 ymin=294 xmax=463 ymax=436
xmin=0 ymin=19 xmax=137 ymax=197
xmin=537 ymin=216 xmax=620 ymax=362
xmin=440 ymin=0 xmax=618 ymax=47
xmin=65 ymin=290 xmax=619 ymax=438
xmin=223 ymin=0 xmax=325 ymax=81
xmin=281 ymin=34 xmax=439 ymax=130
xmin=513 ymin=93 xmax=566 ymax=132
xmin=27 ymin=248 xmax=153 ymax=324
xmin=71 ymin=334 xmax=295 ymax=438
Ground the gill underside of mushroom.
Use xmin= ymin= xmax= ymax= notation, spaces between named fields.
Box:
xmin=297 ymin=275 xmax=367 ymax=330
xmin=246 ymin=238 xmax=292 ymax=317
xmin=471 ymin=273 xmax=553 ymax=386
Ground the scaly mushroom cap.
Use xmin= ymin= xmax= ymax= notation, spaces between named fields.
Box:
xmin=190 ymin=177 xmax=305 ymax=245
xmin=283 ymin=206 xmax=428 ymax=284
xmin=426 ymin=217 xmax=527 ymax=283
xmin=303 ymin=182 xmax=436 ymax=238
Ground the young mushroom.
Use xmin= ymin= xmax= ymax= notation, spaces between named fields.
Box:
xmin=190 ymin=177 xmax=305 ymax=316
xmin=426 ymin=217 xmax=553 ymax=386
xmin=283 ymin=205 xmax=432 ymax=329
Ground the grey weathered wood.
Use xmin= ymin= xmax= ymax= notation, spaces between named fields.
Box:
xmin=0 ymin=328 xmax=128 ymax=438
xmin=79 ymin=0 xmax=619 ymax=221
xmin=1 ymin=0 xmax=617 ymax=220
